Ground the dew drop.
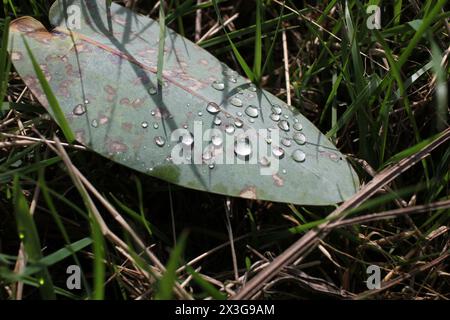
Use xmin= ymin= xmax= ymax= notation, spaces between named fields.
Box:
xmin=208 ymin=162 xmax=215 ymax=169
xmin=153 ymin=123 xmax=159 ymax=129
xmin=249 ymin=118 xmax=255 ymax=123
xmin=198 ymin=111 xmax=203 ymax=117
xmin=206 ymin=102 xmax=221 ymax=115
xmin=293 ymin=132 xmax=306 ymax=145
xmin=73 ymin=104 xmax=86 ymax=115
xmin=211 ymin=135 xmax=223 ymax=147
xmin=148 ymin=86 xmax=157 ymax=95
xmin=234 ymin=118 xmax=244 ymax=128
xmin=236 ymin=111 xmax=243 ymax=117
xmin=141 ymin=121 xmax=149 ymax=129
xmin=282 ymin=169 xmax=287 ymax=174
xmin=283 ymin=114 xmax=289 ymax=119
xmin=234 ymin=138 xmax=252 ymax=158
xmin=281 ymin=137 xmax=292 ymax=147
xmin=91 ymin=119 xmax=99 ymax=128
xmin=245 ymin=105 xmax=259 ymax=118
xmin=214 ymin=116 xmax=222 ymax=126
xmin=248 ymin=84 xmax=257 ymax=92
xmin=278 ymin=120 xmax=290 ymax=131
xmin=225 ymin=124 xmax=235 ymax=134
xmin=212 ymin=80 xmax=225 ymax=91
xmin=272 ymin=147 xmax=285 ymax=159
xmin=270 ymin=113 xmax=280 ymax=122
xmin=271 ymin=105 xmax=282 ymax=115
xmin=84 ymin=99 xmax=90 ymax=105
xmin=151 ymin=110 xmax=156 ymax=116
xmin=292 ymin=149 xmax=306 ymax=162
xmin=293 ymin=122 xmax=303 ymax=131
xmin=259 ymin=156 xmax=271 ymax=167
xmin=155 ymin=136 xmax=165 ymax=147
xmin=181 ymin=132 xmax=194 ymax=146
xmin=229 ymin=76 xmax=237 ymax=83
xmin=230 ymin=97 xmax=243 ymax=107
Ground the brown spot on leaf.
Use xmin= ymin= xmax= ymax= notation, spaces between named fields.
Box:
xmin=75 ymin=130 xmax=86 ymax=144
xmin=121 ymin=122 xmax=133 ymax=132
xmin=272 ymin=174 xmax=284 ymax=187
xmin=104 ymin=85 xmax=117 ymax=102
xmin=239 ymin=186 xmax=257 ymax=200
xmin=107 ymin=140 xmax=128 ymax=153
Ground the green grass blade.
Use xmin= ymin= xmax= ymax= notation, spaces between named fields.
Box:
xmin=22 ymin=37 xmax=75 ymax=143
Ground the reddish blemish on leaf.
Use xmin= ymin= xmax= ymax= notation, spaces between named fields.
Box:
xmin=121 ymin=122 xmax=133 ymax=132
xmin=120 ymin=98 xmax=130 ymax=106
xmin=104 ymin=85 xmax=117 ymax=102
xmin=272 ymin=174 xmax=284 ymax=187
xmin=99 ymin=115 xmax=109 ymax=125
xmin=239 ymin=186 xmax=257 ymax=199
xmin=107 ymin=140 xmax=128 ymax=153
xmin=131 ymin=98 xmax=145 ymax=109
xmin=75 ymin=130 xmax=86 ymax=144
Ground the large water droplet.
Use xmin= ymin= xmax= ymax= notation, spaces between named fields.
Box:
xmin=155 ymin=136 xmax=165 ymax=147
xmin=211 ymin=135 xmax=223 ymax=147
xmin=245 ymin=105 xmax=259 ymax=118
xmin=271 ymin=105 xmax=282 ymax=115
xmin=270 ymin=113 xmax=280 ymax=122
xmin=234 ymin=138 xmax=252 ymax=158
xmin=214 ymin=116 xmax=222 ymax=126
xmin=181 ymin=132 xmax=194 ymax=146
xmin=248 ymin=84 xmax=257 ymax=92
xmin=278 ymin=120 xmax=290 ymax=131
xmin=73 ymin=104 xmax=86 ymax=115
xmin=212 ymin=80 xmax=225 ymax=91
xmin=293 ymin=122 xmax=303 ymax=131
xmin=293 ymin=132 xmax=306 ymax=145
xmin=206 ymin=102 xmax=221 ymax=115
xmin=230 ymin=97 xmax=243 ymax=107
xmin=292 ymin=149 xmax=306 ymax=162
xmin=281 ymin=137 xmax=292 ymax=147
xmin=148 ymin=86 xmax=157 ymax=95
xmin=234 ymin=119 xmax=244 ymax=128
xmin=259 ymin=156 xmax=271 ymax=167
xmin=225 ymin=124 xmax=235 ymax=134
xmin=272 ymin=147 xmax=285 ymax=159
xmin=141 ymin=121 xmax=149 ymax=129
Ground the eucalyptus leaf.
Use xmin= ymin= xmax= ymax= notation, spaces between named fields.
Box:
xmin=8 ymin=0 xmax=359 ymax=205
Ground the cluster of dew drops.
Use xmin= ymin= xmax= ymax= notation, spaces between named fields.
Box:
xmin=72 ymin=68 xmax=308 ymax=172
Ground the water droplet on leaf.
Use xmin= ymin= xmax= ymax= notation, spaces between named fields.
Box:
xmin=293 ymin=132 xmax=306 ymax=145
xmin=73 ymin=104 xmax=86 ymax=115
xmin=292 ymin=149 xmax=306 ymax=162
xmin=155 ymin=136 xmax=165 ymax=147
xmin=245 ymin=105 xmax=259 ymax=118
xmin=212 ymin=80 xmax=225 ymax=91
xmin=206 ymin=102 xmax=220 ymax=115
xmin=278 ymin=120 xmax=290 ymax=131
xmin=230 ymin=97 xmax=243 ymax=107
